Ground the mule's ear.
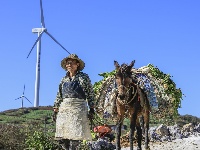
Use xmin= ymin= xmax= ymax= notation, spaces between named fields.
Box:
xmin=129 ymin=60 xmax=135 ymax=68
xmin=114 ymin=60 xmax=120 ymax=70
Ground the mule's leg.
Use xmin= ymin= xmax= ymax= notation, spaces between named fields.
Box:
xmin=143 ymin=111 xmax=150 ymax=150
xmin=136 ymin=118 xmax=142 ymax=150
xmin=116 ymin=119 xmax=122 ymax=150
xmin=140 ymin=115 xmax=145 ymax=135
xmin=116 ymin=101 xmax=125 ymax=150
xmin=130 ymin=113 xmax=137 ymax=150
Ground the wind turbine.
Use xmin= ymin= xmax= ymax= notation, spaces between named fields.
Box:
xmin=27 ymin=0 xmax=71 ymax=107
xmin=15 ymin=85 xmax=32 ymax=108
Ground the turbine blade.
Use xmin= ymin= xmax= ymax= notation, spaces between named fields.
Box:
xmin=24 ymin=97 xmax=32 ymax=104
xmin=27 ymin=31 xmax=44 ymax=58
xmin=23 ymin=84 xmax=25 ymax=95
xmin=40 ymin=0 xmax=45 ymax=28
xmin=15 ymin=97 xmax=21 ymax=100
xmin=45 ymin=31 xmax=71 ymax=54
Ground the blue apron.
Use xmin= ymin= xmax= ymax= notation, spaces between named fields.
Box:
xmin=62 ymin=80 xmax=86 ymax=100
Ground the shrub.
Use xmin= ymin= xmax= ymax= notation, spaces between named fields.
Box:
xmin=0 ymin=123 xmax=26 ymax=150
xmin=25 ymin=131 xmax=57 ymax=150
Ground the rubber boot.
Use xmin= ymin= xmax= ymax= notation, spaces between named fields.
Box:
xmin=70 ymin=140 xmax=80 ymax=150
xmin=60 ymin=139 xmax=70 ymax=150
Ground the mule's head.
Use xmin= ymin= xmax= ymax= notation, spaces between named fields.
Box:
xmin=114 ymin=60 xmax=135 ymax=100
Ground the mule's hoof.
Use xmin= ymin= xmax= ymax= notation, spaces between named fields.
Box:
xmin=144 ymin=146 xmax=150 ymax=150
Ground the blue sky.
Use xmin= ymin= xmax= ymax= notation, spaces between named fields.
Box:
xmin=0 ymin=0 xmax=199 ymax=117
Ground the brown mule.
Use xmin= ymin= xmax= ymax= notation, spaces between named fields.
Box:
xmin=114 ymin=60 xmax=150 ymax=150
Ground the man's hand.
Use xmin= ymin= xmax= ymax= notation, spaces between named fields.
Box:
xmin=52 ymin=108 xmax=58 ymax=122
xmin=53 ymin=108 xmax=58 ymax=112
xmin=52 ymin=111 xmax=57 ymax=122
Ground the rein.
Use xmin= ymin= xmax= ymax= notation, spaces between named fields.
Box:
xmin=115 ymin=82 xmax=138 ymax=126
xmin=117 ymin=82 xmax=138 ymax=105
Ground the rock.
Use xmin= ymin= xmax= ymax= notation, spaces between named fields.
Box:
xmin=176 ymin=133 xmax=184 ymax=139
xmin=182 ymin=123 xmax=194 ymax=132
xmin=168 ymin=124 xmax=181 ymax=138
xmin=194 ymin=123 xmax=200 ymax=132
xmin=156 ymin=124 xmax=169 ymax=136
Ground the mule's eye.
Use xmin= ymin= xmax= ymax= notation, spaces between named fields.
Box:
xmin=115 ymin=76 xmax=120 ymax=79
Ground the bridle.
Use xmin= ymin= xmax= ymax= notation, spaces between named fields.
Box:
xmin=115 ymin=69 xmax=138 ymax=105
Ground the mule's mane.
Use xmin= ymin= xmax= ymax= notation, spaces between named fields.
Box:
xmin=119 ymin=63 xmax=128 ymax=73
xmin=117 ymin=63 xmax=132 ymax=77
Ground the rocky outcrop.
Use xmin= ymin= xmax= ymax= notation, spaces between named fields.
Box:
xmin=149 ymin=123 xmax=200 ymax=142
xmin=119 ymin=123 xmax=200 ymax=147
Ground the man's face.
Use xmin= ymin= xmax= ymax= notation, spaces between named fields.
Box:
xmin=66 ymin=59 xmax=79 ymax=72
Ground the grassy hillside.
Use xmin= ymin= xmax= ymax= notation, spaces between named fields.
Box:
xmin=0 ymin=106 xmax=53 ymax=123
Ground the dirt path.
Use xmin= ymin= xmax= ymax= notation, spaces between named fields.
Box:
xmin=121 ymin=136 xmax=200 ymax=150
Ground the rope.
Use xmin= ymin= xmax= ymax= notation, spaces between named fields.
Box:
xmin=117 ymin=84 xmax=138 ymax=105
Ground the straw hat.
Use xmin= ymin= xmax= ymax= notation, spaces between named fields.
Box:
xmin=61 ymin=54 xmax=85 ymax=71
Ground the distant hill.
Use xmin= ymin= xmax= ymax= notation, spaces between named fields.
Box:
xmin=1 ymin=106 xmax=200 ymax=126
xmin=0 ymin=106 xmax=54 ymax=125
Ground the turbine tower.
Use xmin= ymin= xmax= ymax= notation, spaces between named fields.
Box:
xmin=27 ymin=0 xmax=71 ymax=107
xmin=15 ymin=85 xmax=32 ymax=108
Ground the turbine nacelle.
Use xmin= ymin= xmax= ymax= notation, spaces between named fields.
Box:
xmin=32 ymin=28 xmax=47 ymax=33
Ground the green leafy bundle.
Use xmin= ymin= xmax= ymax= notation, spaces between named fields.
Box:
xmin=93 ymin=64 xmax=184 ymax=123
xmin=147 ymin=64 xmax=184 ymax=118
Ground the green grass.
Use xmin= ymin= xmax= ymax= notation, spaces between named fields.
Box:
xmin=21 ymin=110 xmax=52 ymax=119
